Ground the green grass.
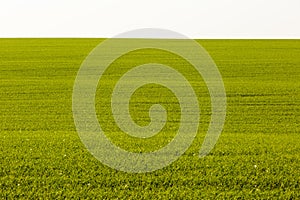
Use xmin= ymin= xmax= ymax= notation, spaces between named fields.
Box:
xmin=0 ymin=39 xmax=300 ymax=199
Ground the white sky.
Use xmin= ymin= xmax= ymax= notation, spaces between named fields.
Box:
xmin=0 ymin=0 xmax=299 ymax=38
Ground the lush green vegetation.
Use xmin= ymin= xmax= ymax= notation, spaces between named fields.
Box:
xmin=0 ymin=39 xmax=299 ymax=199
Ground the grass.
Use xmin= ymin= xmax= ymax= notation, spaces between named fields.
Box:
xmin=0 ymin=39 xmax=299 ymax=199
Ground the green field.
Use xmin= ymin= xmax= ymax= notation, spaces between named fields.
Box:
xmin=0 ymin=39 xmax=299 ymax=199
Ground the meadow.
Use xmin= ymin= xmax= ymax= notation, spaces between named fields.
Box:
xmin=0 ymin=39 xmax=299 ymax=199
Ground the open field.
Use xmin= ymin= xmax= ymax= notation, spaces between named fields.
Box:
xmin=0 ymin=39 xmax=300 ymax=199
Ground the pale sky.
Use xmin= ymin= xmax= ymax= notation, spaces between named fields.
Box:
xmin=0 ymin=0 xmax=299 ymax=38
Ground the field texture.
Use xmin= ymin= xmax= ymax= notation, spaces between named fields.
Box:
xmin=0 ymin=39 xmax=300 ymax=199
